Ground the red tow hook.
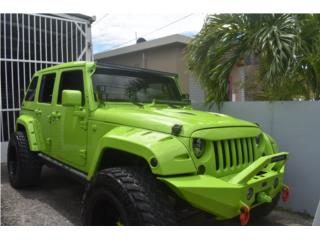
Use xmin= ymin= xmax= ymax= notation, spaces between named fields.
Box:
xmin=239 ymin=206 xmax=250 ymax=226
xmin=281 ymin=186 xmax=289 ymax=202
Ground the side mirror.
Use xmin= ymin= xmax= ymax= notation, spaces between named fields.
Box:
xmin=62 ymin=90 xmax=82 ymax=107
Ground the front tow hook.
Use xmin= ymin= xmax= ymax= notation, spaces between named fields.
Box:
xmin=239 ymin=206 xmax=250 ymax=225
xmin=281 ymin=185 xmax=290 ymax=202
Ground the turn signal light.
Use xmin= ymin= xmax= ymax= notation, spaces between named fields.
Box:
xmin=281 ymin=186 xmax=289 ymax=202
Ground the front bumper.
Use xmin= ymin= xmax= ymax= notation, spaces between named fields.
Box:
xmin=158 ymin=152 xmax=288 ymax=219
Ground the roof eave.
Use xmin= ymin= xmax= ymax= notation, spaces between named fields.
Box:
xmin=95 ymin=34 xmax=191 ymax=60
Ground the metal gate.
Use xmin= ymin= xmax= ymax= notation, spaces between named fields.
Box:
xmin=0 ymin=13 xmax=93 ymax=143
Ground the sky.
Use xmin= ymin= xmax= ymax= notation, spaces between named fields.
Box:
xmin=91 ymin=13 xmax=207 ymax=54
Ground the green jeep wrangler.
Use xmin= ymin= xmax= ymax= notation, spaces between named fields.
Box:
xmin=7 ymin=61 xmax=289 ymax=226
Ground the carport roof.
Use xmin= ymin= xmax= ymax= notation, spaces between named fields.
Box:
xmin=95 ymin=34 xmax=191 ymax=60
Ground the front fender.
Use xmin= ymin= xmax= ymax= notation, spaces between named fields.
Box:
xmin=87 ymin=126 xmax=197 ymax=179
xmin=262 ymin=132 xmax=278 ymax=154
xmin=16 ymin=115 xmax=43 ymax=151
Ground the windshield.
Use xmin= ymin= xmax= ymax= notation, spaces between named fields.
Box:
xmin=92 ymin=69 xmax=182 ymax=103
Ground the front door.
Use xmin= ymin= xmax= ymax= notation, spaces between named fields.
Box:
xmin=50 ymin=69 xmax=88 ymax=169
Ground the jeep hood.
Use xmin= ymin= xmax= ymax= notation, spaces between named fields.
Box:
xmin=91 ymin=105 xmax=257 ymax=137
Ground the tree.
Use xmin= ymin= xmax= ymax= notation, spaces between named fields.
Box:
xmin=186 ymin=14 xmax=320 ymax=106
xmin=297 ymin=14 xmax=320 ymax=100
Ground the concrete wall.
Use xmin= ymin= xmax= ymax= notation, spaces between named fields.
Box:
xmin=193 ymin=101 xmax=320 ymax=216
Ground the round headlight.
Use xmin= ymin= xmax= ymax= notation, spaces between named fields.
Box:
xmin=192 ymin=138 xmax=206 ymax=158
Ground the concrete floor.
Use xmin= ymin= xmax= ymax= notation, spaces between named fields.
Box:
xmin=0 ymin=164 xmax=313 ymax=226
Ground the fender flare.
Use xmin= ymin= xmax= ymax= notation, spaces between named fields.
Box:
xmin=87 ymin=126 xmax=196 ymax=179
xmin=16 ymin=115 xmax=43 ymax=151
xmin=262 ymin=133 xmax=278 ymax=154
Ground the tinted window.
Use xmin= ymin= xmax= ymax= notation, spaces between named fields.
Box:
xmin=57 ymin=70 xmax=84 ymax=105
xmin=92 ymin=72 xmax=181 ymax=103
xmin=25 ymin=76 xmax=38 ymax=101
xmin=38 ymin=73 xmax=56 ymax=103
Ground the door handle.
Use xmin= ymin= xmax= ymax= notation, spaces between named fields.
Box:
xmin=55 ymin=111 xmax=61 ymax=119
xmin=51 ymin=111 xmax=61 ymax=119
xmin=34 ymin=109 xmax=42 ymax=115
xmin=74 ymin=109 xmax=87 ymax=119
xmin=48 ymin=111 xmax=61 ymax=123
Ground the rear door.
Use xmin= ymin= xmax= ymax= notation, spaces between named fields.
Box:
xmin=50 ymin=68 xmax=88 ymax=169
xmin=35 ymin=72 xmax=57 ymax=155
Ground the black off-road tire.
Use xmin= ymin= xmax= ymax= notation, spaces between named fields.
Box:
xmin=7 ymin=131 xmax=42 ymax=189
xmin=81 ymin=167 xmax=176 ymax=226
xmin=251 ymin=193 xmax=280 ymax=221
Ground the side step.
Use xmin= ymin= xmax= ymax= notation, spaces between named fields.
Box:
xmin=38 ymin=153 xmax=88 ymax=183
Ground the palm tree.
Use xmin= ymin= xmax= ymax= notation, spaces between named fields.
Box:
xmin=298 ymin=14 xmax=320 ymax=100
xmin=186 ymin=14 xmax=320 ymax=106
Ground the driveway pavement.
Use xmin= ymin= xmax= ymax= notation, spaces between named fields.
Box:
xmin=0 ymin=164 xmax=313 ymax=226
